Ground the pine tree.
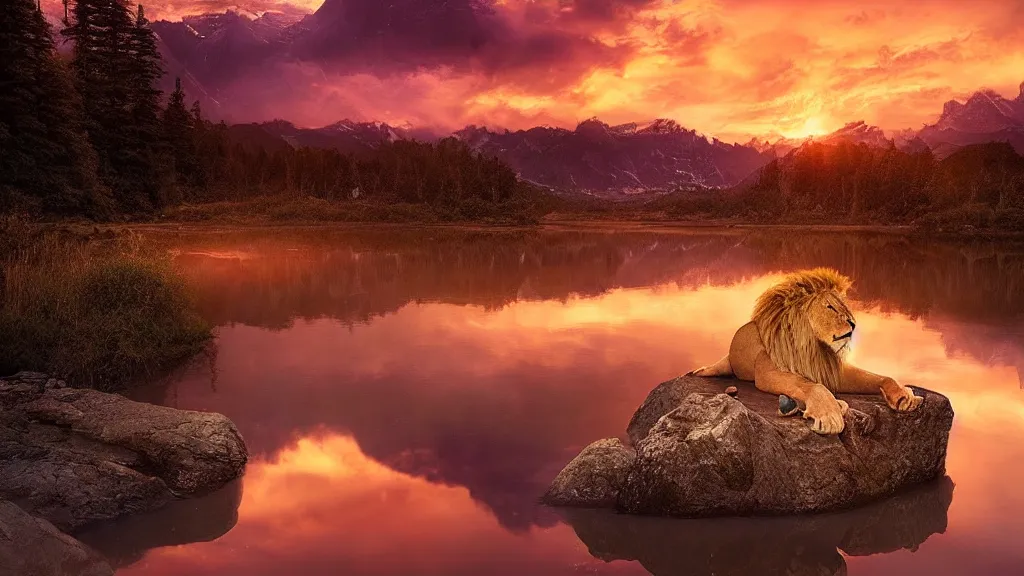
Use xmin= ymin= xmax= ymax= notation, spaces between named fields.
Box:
xmin=63 ymin=0 xmax=167 ymax=212
xmin=127 ymin=3 xmax=169 ymax=207
xmin=0 ymin=0 xmax=110 ymax=215
xmin=162 ymin=77 xmax=199 ymax=190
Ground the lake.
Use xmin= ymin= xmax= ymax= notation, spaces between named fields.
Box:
xmin=79 ymin=226 xmax=1024 ymax=575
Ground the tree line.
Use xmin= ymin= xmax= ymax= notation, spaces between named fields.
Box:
xmin=0 ymin=0 xmax=532 ymax=220
xmin=657 ymin=140 xmax=1024 ymax=230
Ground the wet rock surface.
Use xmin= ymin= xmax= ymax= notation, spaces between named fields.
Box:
xmin=549 ymin=375 xmax=954 ymax=517
xmin=0 ymin=372 xmax=248 ymax=575
xmin=0 ymin=371 xmax=247 ymax=531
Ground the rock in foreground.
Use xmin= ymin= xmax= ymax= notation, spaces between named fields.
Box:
xmin=0 ymin=372 xmax=248 ymax=532
xmin=0 ymin=501 xmax=113 ymax=576
xmin=542 ymin=439 xmax=635 ymax=508
xmin=545 ymin=375 xmax=953 ymax=517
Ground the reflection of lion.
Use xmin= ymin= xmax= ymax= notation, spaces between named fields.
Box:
xmin=688 ymin=267 xmax=924 ymax=435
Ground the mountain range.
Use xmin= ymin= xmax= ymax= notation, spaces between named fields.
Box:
xmin=146 ymin=9 xmax=1024 ymax=195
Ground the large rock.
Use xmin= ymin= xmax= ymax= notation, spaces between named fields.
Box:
xmin=542 ymin=439 xmax=635 ymax=508
xmin=561 ymin=475 xmax=954 ymax=576
xmin=547 ymin=375 xmax=954 ymax=517
xmin=0 ymin=500 xmax=113 ymax=576
xmin=0 ymin=372 xmax=248 ymax=531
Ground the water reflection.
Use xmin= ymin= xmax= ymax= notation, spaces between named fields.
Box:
xmin=114 ymin=434 xmax=640 ymax=576
xmin=118 ymin=227 xmax=1024 ymax=575
xmin=563 ymin=476 xmax=954 ymax=576
xmin=76 ymin=479 xmax=243 ymax=569
xmin=160 ymin=228 xmax=1024 ymax=383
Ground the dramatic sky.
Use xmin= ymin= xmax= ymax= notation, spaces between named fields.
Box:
xmin=52 ymin=0 xmax=1024 ymax=141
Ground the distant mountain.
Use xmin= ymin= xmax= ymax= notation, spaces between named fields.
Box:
xmin=125 ymin=9 xmax=1024 ymax=191
xmin=151 ymin=11 xmax=301 ymax=88
xmin=211 ymin=117 xmax=771 ymax=195
xmin=817 ymin=121 xmax=891 ymax=148
xmin=220 ymin=119 xmax=427 ymax=155
xmin=259 ymin=119 xmax=409 ymax=153
xmin=745 ymin=121 xmax=896 ymax=158
xmin=745 ymin=136 xmax=803 ymax=157
xmin=454 ymin=118 xmax=771 ymax=195
xmin=917 ymin=83 xmax=1024 ymax=158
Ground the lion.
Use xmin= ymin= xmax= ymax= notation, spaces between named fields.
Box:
xmin=687 ymin=267 xmax=924 ymax=435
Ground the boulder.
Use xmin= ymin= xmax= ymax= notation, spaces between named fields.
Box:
xmin=542 ymin=439 xmax=635 ymax=508
xmin=0 ymin=372 xmax=247 ymax=532
xmin=560 ymin=475 xmax=954 ymax=576
xmin=547 ymin=375 xmax=954 ymax=517
xmin=0 ymin=500 xmax=113 ymax=576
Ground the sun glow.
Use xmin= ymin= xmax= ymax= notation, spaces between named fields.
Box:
xmin=781 ymin=115 xmax=832 ymax=139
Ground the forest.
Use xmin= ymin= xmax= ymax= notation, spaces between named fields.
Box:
xmin=650 ymin=141 xmax=1024 ymax=231
xmin=0 ymin=0 xmax=544 ymax=224
xmin=3 ymin=0 xmax=1024 ymax=231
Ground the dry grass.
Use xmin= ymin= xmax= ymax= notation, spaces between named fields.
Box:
xmin=0 ymin=218 xmax=211 ymax=391
xmin=160 ymin=195 xmax=542 ymax=226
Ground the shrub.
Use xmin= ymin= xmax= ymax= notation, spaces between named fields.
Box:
xmin=0 ymin=223 xmax=210 ymax=391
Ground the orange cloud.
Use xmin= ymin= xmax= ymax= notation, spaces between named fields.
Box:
xmin=114 ymin=434 xmax=621 ymax=576
xmin=44 ymin=0 xmax=1024 ymax=141
xmin=119 ymin=275 xmax=1024 ymax=575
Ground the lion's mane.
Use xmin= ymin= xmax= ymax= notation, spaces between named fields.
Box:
xmin=751 ymin=267 xmax=853 ymax=393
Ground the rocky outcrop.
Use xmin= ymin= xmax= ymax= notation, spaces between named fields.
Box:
xmin=0 ymin=501 xmax=113 ymax=576
xmin=544 ymin=375 xmax=954 ymax=517
xmin=561 ymin=475 xmax=954 ymax=576
xmin=0 ymin=371 xmax=247 ymax=531
xmin=0 ymin=371 xmax=248 ymax=575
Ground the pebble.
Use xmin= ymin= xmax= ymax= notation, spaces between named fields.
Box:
xmin=724 ymin=386 xmax=738 ymax=397
xmin=779 ymin=394 xmax=801 ymax=416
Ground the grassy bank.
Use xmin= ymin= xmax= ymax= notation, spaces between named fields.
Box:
xmin=0 ymin=218 xmax=211 ymax=391
xmin=157 ymin=195 xmax=547 ymax=226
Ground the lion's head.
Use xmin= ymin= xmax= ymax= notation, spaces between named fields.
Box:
xmin=751 ymin=267 xmax=857 ymax=392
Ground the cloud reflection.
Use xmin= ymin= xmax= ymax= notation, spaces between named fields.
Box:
xmin=118 ymin=230 xmax=1024 ymax=575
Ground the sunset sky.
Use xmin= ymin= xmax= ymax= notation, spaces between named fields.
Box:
xmin=50 ymin=0 xmax=1024 ymax=141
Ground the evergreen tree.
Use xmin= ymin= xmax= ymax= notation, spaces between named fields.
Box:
xmin=162 ymin=77 xmax=199 ymax=189
xmin=127 ymin=3 xmax=169 ymax=207
xmin=0 ymin=0 xmax=110 ymax=215
xmin=63 ymin=0 xmax=166 ymax=212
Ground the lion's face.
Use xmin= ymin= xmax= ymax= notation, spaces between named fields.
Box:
xmin=806 ymin=291 xmax=856 ymax=355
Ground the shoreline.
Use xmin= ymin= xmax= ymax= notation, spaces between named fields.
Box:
xmin=47 ymin=218 xmax=1024 ymax=240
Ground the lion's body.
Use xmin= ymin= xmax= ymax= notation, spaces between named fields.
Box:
xmin=689 ymin=268 xmax=923 ymax=435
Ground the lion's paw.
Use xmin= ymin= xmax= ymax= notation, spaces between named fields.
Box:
xmin=803 ymin=388 xmax=846 ymax=435
xmin=686 ymin=367 xmax=709 ymax=377
xmin=885 ymin=385 xmax=924 ymax=412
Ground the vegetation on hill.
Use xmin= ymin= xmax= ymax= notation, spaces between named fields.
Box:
xmin=2 ymin=1 xmax=1023 ymax=232
xmin=649 ymin=141 xmax=1024 ymax=232
xmin=1 ymin=0 xmax=549 ymax=224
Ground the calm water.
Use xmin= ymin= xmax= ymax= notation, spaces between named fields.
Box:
xmin=80 ymin=226 xmax=1024 ymax=575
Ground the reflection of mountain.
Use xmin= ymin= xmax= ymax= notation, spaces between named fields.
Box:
xmin=75 ymin=478 xmax=243 ymax=569
xmin=146 ymin=228 xmax=1022 ymax=533
xmin=137 ymin=347 xmax=654 ymax=533
xmin=563 ymin=476 xmax=954 ymax=576
xmin=925 ymin=315 xmax=1024 ymax=389
xmin=167 ymin=228 xmax=1024 ymax=328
